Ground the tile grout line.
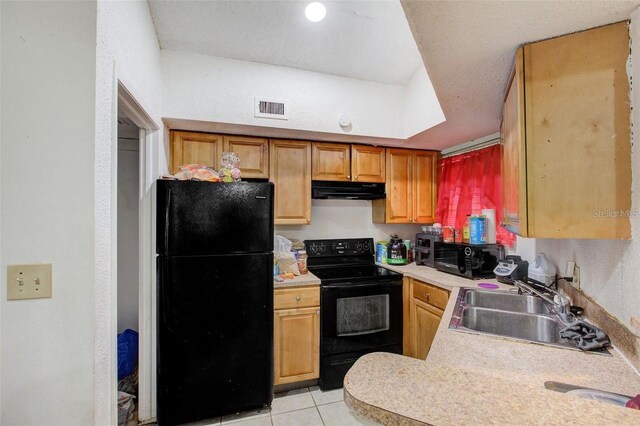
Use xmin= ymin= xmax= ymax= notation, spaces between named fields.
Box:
xmin=315 ymin=404 xmax=325 ymax=426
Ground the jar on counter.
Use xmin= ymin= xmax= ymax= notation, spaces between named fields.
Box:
xmin=376 ymin=241 xmax=388 ymax=264
xmin=297 ymin=250 xmax=308 ymax=275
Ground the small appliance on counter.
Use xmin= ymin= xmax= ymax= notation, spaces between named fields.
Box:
xmin=528 ymin=252 xmax=556 ymax=286
xmin=414 ymin=232 xmax=442 ymax=267
xmin=494 ymin=255 xmax=529 ymax=284
xmin=433 ymin=242 xmax=503 ymax=279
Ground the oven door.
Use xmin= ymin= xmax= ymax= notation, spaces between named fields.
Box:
xmin=321 ymin=279 xmax=403 ymax=356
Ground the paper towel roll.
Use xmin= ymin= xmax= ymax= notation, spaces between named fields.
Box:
xmin=482 ymin=208 xmax=497 ymax=244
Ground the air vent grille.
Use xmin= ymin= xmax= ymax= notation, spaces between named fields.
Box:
xmin=255 ymin=97 xmax=288 ymax=120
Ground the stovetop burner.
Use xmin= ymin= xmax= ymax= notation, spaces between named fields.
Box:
xmin=308 ymin=265 xmax=400 ymax=282
xmin=304 ymin=238 xmax=402 ymax=284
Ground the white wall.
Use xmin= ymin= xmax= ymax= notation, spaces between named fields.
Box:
xmin=162 ymin=49 xmax=407 ymax=139
xmin=509 ymin=12 xmax=640 ymax=327
xmin=98 ymin=0 xmax=163 ymax=123
xmin=161 ymin=50 xmax=446 ymax=141
xmin=1 ymin=1 xmax=97 ymax=424
xmin=275 ymin=200 xmax=423 ymax=244
xmin=95 ymin=0 xmax=164 ymax=423
xmin=117 ymin=140 xmax=139 ymax=333
xmin=403 ymin=65 xmax=446 ymax=137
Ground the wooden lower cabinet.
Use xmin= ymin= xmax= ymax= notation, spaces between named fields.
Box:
xmin=274 ymin=287 xmax=320 ymax=385
xmin=404 ymin=278 xmax=449 ymax=360
xmin=411 ymin=299 xmax=443 ymax=360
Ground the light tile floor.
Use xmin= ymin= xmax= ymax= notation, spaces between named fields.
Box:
xmin=190 ymin=386 xmax=375 ymax=426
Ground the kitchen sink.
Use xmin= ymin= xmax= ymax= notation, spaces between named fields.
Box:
xmin=449 ymin=287 xmax=580 ymax=351
xmin=460 ymin=306 xmax=567 ymax=345
xmin=463 ymin=289 xmax=551 ymax=314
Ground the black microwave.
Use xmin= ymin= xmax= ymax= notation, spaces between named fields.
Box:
xmin=433 ymin=242 xmax=503 ymax=279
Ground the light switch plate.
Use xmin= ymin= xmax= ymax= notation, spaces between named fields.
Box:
xmin=7 ymin=264 xmax=52 ymax=300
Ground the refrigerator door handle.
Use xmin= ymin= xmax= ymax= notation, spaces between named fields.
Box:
xmin=255 ymin=195 xmax=267 ymax=199
xmin=164 ymin=188 xmax=172 ymax=255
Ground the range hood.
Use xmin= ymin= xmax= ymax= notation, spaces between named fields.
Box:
xmin=312 ymin=181 xmax=385 ymax=200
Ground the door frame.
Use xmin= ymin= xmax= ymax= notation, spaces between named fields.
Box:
xmin=117 ymin=82 xmax=160 ymax=422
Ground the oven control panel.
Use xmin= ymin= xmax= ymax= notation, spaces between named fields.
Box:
xmin=304 ymin=238 xmax=374 ymax=257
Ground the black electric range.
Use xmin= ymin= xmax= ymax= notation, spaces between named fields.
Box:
xmin=304 ymin=238 xmax=403 ymax=390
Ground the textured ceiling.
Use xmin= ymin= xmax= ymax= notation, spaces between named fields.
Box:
xmin=402 ymin=0 xmax=640 ymax=150
xmin=148 ymin=0 xmax=423 ymax=85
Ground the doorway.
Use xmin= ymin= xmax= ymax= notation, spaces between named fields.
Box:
xmin=115 ymin=82 xmax=161 ymax=424
xmin=116 ymin=114 xmax=141 ymax=425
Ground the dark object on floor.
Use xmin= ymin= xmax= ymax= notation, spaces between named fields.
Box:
xmin=118 ymin=367 xmax=138 ymax=395
xmin=118 ymin=329 xmax=139 ymax=381
xmin=560 ymin=321 xmax=611 ymax=351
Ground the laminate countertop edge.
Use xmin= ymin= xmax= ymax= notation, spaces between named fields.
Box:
xmin=344 ymin=281 xmax=640 ymax=425
xmin=273 ymin=271 xmax=320 ymax=289
xmin=344 ymin=387 xmax=427 ymax=426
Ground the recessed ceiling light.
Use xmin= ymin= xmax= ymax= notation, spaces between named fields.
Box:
xmin=305 ymin=2 xmax=326 ymax=22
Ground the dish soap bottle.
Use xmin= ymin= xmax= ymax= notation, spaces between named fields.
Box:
xmin=387 ymin=234 xmax=407 ymax=265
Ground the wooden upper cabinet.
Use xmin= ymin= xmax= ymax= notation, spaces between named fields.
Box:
xmin=413 ymin=151 xmax=438 ymax=223
xmin=502 ymin=22 xmax=631 ymax=238
xmin=312 ymin=142 xmax=351 ymax=181
xmin=373 ymin=148 xmax=438 ymax=224
xmin=223 ymin=135 xmax=269 ymax=179
xmin=312 ymin=143 xmax=386 ymax=183
xmin=351 ymin=145 xmax=385 ymax=183
xmin=170 ymin=131 xmax=223 ymax=173
xmin=383 ymin=148 xmax=413 ymax=223
xmin=269 ymin=139 xmax=312 ymax=225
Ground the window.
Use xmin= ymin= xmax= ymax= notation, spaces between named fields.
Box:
xmin=435 ymin=145 xmax=515 ymax=246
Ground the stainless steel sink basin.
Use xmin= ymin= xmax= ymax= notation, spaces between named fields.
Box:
xmin=463 ymin=289 xmax=551 ymax=314
xmin=449 ymin=287 xmax=579 ymax=351
xmin=461 ymin=306 xmax=566 ymax=345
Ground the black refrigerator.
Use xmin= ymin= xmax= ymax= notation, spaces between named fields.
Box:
xmin=156 ymin=180 xmax=274 ymax=425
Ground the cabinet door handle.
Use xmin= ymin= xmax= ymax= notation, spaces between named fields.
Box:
xmin=316 ymin=310 xmax=320 ymax=315
xmin=354 ymin=175 xmax=358 ymax=181
xmin=347 ymin=174 xmax=351 ymax=179
xmin=424 ymin=292 xmax=430 ymax=301
xmin=296 ymin=296 xmax=301 ymax=301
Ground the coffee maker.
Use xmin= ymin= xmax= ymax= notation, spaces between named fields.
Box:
xmin=414 ymin=233 xmax=442 ymax=267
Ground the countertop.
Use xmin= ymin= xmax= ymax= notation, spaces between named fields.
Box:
xmin=273 ymin=271 xmax=320 ymax=289
xmin=345 ymin=264 xmax=640 ymax=425
xmin=375 ymin=262 xmax=505 ymax=290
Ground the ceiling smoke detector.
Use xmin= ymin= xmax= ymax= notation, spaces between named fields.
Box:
xmin=305 ymin=2 xmax=326 ymax=22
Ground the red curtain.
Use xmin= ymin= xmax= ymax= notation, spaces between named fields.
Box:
xmin=435 ymin=145 xmax=515 ymax=247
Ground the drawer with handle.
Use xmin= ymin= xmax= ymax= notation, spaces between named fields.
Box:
xmin=412 ymin=280 xmax=449 ymax=311
xmin=275 ymin=286 xmax=320 ymax=309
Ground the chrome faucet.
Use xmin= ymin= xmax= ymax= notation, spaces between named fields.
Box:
xmin=514 ymin=280 xmax=575 ymax=323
